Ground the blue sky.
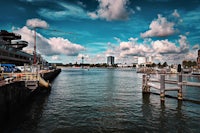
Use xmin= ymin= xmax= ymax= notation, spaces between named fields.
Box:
xmin=1 ymin=0 xmax=200 ymax=64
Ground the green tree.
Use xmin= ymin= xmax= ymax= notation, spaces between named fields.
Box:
xmin=182 ymin=60 xmax=197 ymax=68
xmin=188 ymin=61 xmax=192 ymax=67
xmin=152 ymin=63 xmax=156 ymax=67
xmin=192 ymin=61 xmax=197 ymax=67
xmin=157 ymin=62 xmax=162 ymax=68
xmin=182 ymin=60 xmax=188 ymax=68
xmin=163 ymin=62 xmax=168 ymax=67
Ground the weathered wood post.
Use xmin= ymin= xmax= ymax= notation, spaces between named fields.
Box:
xmin=177 ymin=74 xmax=183 ymax=100
xmin=160 ymin=74 xmax=165 ymax=101
xmin=142 ymin=75 xmax=150 ymax=93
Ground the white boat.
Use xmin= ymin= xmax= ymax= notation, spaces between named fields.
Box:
xmin=191 ymin=69 xmax=200 ymax=75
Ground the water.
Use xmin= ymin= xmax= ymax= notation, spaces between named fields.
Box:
xmin=2 ymin=68 xmax=200 ymax=132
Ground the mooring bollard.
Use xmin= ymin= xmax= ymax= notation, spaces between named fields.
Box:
xmin=160 ymin=74 xmax=165 ymax=101
xmin=178 ymin=74 xmax=183 ymax=100
xmin=142 ymin=75 xmax=150 ymax=93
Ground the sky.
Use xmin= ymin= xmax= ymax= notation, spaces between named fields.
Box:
xmin=0 ymin=0 xmax=200 ymax=65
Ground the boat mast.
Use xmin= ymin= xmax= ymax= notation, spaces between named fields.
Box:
xmin=33 ymin=27 xmax=37 ymax=64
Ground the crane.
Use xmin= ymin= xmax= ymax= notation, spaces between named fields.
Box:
xmin=33 ymin=27 xmax=78 ymax=64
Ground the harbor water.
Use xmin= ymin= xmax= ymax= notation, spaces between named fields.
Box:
xmin=2 ymin=68 xmax=200 ymax=132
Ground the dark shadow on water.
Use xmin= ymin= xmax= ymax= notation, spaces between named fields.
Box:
xmin=0 ymin=91 xmax=50 ymax=133
xmin=51 ymin=126 xmax=141 ymax=133
xmin=142 ymin=93 xmax=187 ymax=132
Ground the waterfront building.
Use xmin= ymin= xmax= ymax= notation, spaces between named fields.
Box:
xmin=0 ymin=30 xmax=33 ymax=65
xmin=107 ymin=56 xmax=115 ymax=66
xmin=197 ymin=49 xmax=200 ymax=68
xmin=0 ymin=30 xmax=47 ymax=66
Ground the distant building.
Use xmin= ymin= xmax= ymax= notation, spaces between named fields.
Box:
xmin=138 ymin=57 xmax=146 ymax=65
xmin=107 ymin=56 xmax=115 ymax=66
xmin=197 ymin=49 xmax=200 ymax=68
xmin=147 ymin=56 xmax=153 ymax=64
xmin=138 ymin=56 xmax=153 ymax=65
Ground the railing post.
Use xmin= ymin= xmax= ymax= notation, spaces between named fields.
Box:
xmin=160 ymin=74 xmax=165 ymax=101
xmin=178 ymin=74 xmax=183 ymax=100
xmin=142 ymin=75 xmax=150 ymax=93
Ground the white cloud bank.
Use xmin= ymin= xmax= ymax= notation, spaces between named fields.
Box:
xmin=103 ymin=35 xmax=191 ymax=64
xmin=88 ymin=0 xmax=131 ymax=21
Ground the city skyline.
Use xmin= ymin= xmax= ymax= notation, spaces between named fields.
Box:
xmin=0 ymin=0 xmax=200 ymax=64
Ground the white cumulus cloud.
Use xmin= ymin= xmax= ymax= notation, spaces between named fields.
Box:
xmin=26 ymin=18 xmax=49 ymax=28
xmin=88 ymin=0 xmax=130 ymax=21
xmin=13 ymin=26 xmax=50 ymax=52
xmin=141 ymin=14 xmax=175 ymax=38
xmin=178 ymin=35 xmax=189 ymax=53
xmin=13 ymin=25 xmax=85 ymax=57
xmin=151 ymin=35 xmax=189 ymax=54
xmin=151 ymin=39 xmax=178 ymax=54
xmin=105 ymin=37 xmax=152 ymax=58
xmin=48 ymin=37 xmax=85 ymax=56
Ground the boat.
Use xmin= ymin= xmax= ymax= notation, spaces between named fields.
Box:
xmin=191 ymin=69 xmax=200 ymax=75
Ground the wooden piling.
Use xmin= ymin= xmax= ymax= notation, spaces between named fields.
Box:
xmin=160 ymin=74 xmax=165 ymax=101
xmin=143 ymin=72 xmax=200 ymax=103
xmin=178 ymin=74 xmax=183 ymax=100
xmin=142 ymin=75 xmax=150 ymax=93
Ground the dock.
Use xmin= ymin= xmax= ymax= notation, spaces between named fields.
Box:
xmin=142 ymin=73 xmax=200 ymax=102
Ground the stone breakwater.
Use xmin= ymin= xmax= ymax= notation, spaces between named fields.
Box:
xmin=0 ymin=69 xmax=61 ymax=129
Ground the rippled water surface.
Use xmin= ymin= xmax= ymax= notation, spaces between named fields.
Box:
xmin=3 ymin=68 xmax=200 ymax=132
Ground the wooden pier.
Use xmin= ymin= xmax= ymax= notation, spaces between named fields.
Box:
xmin=0 ymin=64 xmax=57 ymax=90
xmin=142 ymin=74 xmax=200 ymax=102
